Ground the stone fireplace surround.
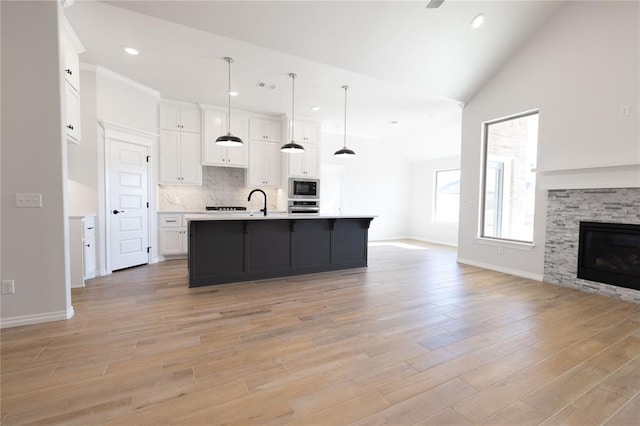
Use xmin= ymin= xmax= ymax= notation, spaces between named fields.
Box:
xmin=544 ymin=187 xmax=640 ymax=303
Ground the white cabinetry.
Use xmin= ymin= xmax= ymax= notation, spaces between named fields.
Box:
xmin=69 ymin=216 xmax=96 ymax=288
xmin=293 ymin=119 xmax=320 ymax=144
xmin=284 ymin=118 xmax=321 ymax=178
xmin=159 ymin=101 xmax=202 ymax=185
xmin=248 ymin=140 xmax=281 ymax=187
xmin=249 ymin=117 xmax=282 ymax=142
xmin=158 ymin=213 xmax=202 ymax=256
xmin=202 ymin=109 xmax=249 ymax=168
xmin=62 ymin=16 xmax=84 ymax=144
xmin=158 ymin=214 xmax=187 ymax=255
xmin=64 ymin=83 xmax=81 ymax=142
xmin=160 ymin=104 xmax=201 ymax=133
xmin=287 ymin=142 xmax=319 ymax=177
xmin=247 ymin=116 xmax=283 ymax=187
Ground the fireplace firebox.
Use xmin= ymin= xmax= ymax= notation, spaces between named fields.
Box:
xmin=577 ymin=221 xmax=640 ymax=291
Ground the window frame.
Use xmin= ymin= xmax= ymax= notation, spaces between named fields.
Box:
xmin=479 ymin=109 xmax=539 ymax=245
xmin=433 ymin=168 xmax=460 ymax=224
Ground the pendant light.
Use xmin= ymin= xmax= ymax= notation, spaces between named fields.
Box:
xmin=334 ymin=85 xmax=356 ymax=157
xmin=216 ymin=57 xmax=243 ymax=147
xmin=281 ymin=73 xmax=305 ymax=153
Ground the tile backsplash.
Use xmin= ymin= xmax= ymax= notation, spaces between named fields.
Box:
xmin=158 ymin=166 xmax=279 ymax=212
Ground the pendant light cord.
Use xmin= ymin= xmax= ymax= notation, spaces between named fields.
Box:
xmin=343 ymin=86 xmax=348 ymax=149
xmin=226 ymin=57 xmax=232 ymax=133
xmin=290 ymin=73 xmax=296 ymax=140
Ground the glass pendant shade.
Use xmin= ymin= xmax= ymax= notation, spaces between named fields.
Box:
xmin=281 ymin=73 xmax=304 ymax=153
xmin=334 ymin=85 xmax=356 ymax=157
xmin=216 ymin=57 xmax=243 ymax=146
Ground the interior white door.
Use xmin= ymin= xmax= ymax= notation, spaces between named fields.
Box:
xmin=109 ymin=140 xmax=149 ymax=271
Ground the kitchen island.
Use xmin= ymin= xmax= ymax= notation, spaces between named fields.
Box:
xmin=185 ymin=214 xmax=374 ymax=287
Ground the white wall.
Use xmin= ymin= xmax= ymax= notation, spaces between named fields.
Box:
xmin=409 ymin=155 xmax=461 ymax=247
xmin=95 ymin=69 xmax=159 ymax=133
xmin=74 ymin=66 xmax=160 ymax=275
xmin=320 ymin=132 xmax=411 ymax=241
xmin=1 ymin=1 xmax=72 ymax=326
xmin=458 ymin=1 xmax=640 ymax=279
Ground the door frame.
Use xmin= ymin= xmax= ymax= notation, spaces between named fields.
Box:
xmin=100 ymin=121 xmax=158 ymax=274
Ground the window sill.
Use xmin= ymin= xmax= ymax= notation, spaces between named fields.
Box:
xmin=475 ymin=237 xmax=536 ymax=251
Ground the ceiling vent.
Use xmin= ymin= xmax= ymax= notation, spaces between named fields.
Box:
xmin=256 ymin=81 xmax=276 ymax=90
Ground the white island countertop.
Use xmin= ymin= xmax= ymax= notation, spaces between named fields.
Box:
xmin=184 ymin=213 xmax=376 ymax=221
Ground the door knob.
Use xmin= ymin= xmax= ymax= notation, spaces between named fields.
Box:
xmin=112 ymin=210 xmax=124 ymax=214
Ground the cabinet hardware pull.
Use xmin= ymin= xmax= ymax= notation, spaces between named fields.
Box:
xmin=67 ymin=124 xmax=74 ymax=130
xmin=112 ymin=210 xmax=124 ymax=214
xmin=65 ymin=69 xmax=72 ymax=75
xmin=87 ymin=227 xmax=94 ymax=230
xmin=86 ymin=244 xmax=91 ymax=247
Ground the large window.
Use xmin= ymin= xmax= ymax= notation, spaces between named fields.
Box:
xmin=481 ymin=111 xmax=538 ymax=243
xmin=434 ymin=169 xmax=460 ymax=223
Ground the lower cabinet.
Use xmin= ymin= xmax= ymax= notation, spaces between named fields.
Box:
xmin=158 ymin=214 xmax=188 ymax=256
xmin=69 ymin=215 xmax=96 ymax=288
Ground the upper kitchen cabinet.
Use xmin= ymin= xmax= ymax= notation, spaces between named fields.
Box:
xmin=160 ymin=102 xmax=201 ymax=134
xmin=249 ymin=117 xmax=282 ymax=143
xmin=284 ymin=117 xmax=321 ymax=178
xmin=286 ymin=142 xmax=320 ymax=178
xmin=159 ymin=100 xmax=202 ymax=185
xmin=64 ymin=84 xmax=81 ymax=142
xmin=63 ymin=36 xmax=80 ymax=92
xmin=293 ymin=119 xmax=320 ymax=144
xmin=159 ymin=130 xmax=202 ymax=184
xmin=61 ymin=15 xmax=84 ymax=144
xmin=248 ymin=139 xmax=281 ymax=187
xmin=202 ymin=108 xmax=249 ymax=168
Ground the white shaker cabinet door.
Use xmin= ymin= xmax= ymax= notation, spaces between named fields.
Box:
xmin=159 ymin=130 xmax=182 ymax=184
xmin=180 ymin=132 xmax=202 ymax=184
xmin=65 ymin=83 xmax=81 ymax=143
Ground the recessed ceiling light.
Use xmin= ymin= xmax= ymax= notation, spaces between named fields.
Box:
xmin=311 ymin=106 xmax=320 ymax=112
xmin=471 ymin=14 xmax=485 ymax=29
xmin=229 ymin=90 xmax=239 ymax=97
xmin=123 ymin=46 xmax=140 ymax=56
xmin=390 ymin=120 xmax=399 ymax=125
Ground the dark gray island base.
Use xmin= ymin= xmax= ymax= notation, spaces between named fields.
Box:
xmin=187 ymin=216 xmax=374 ymax=287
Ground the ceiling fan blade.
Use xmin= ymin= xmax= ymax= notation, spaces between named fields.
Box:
xmin=426 ymin=0 xmax=445 ymax=8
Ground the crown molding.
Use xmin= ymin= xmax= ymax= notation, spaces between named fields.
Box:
xmin=61 ymin=14 xmax=85 ymax=53
xmin=80 ymin=63 xmax=161 ymax=99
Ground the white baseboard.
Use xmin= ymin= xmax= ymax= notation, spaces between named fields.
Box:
xmin=456 ymin=257 xmax=543 ymax=281
xmin=407 ymin=236 xmax=458 ymax=248
xmin=369 ymin=235 xmax=411 ymax=242
xmin=1 ymin=306 xmax=75 ymax=329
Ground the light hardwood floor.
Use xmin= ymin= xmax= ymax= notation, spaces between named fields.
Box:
xmin=2 ymin=240 xmax=640 ymax=425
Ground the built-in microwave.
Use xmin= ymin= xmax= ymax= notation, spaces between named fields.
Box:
xmin=289 ymin=178 xmax=319 ymax=199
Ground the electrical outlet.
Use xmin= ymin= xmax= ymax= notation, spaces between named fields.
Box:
xmin=16 ymin=193 xmax=42 ymax=208
xmin=1 ymin=280 xmax=15 ymax=295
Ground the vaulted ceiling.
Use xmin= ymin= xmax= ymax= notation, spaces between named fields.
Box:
xmin=66 ymin=1 xmax=564 ymax=139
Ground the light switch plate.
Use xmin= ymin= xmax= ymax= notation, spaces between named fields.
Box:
xmin=16 ymin=193 xmax=42 ymax=208
xmin=1 ymin=280 xmax=15 ymax=294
